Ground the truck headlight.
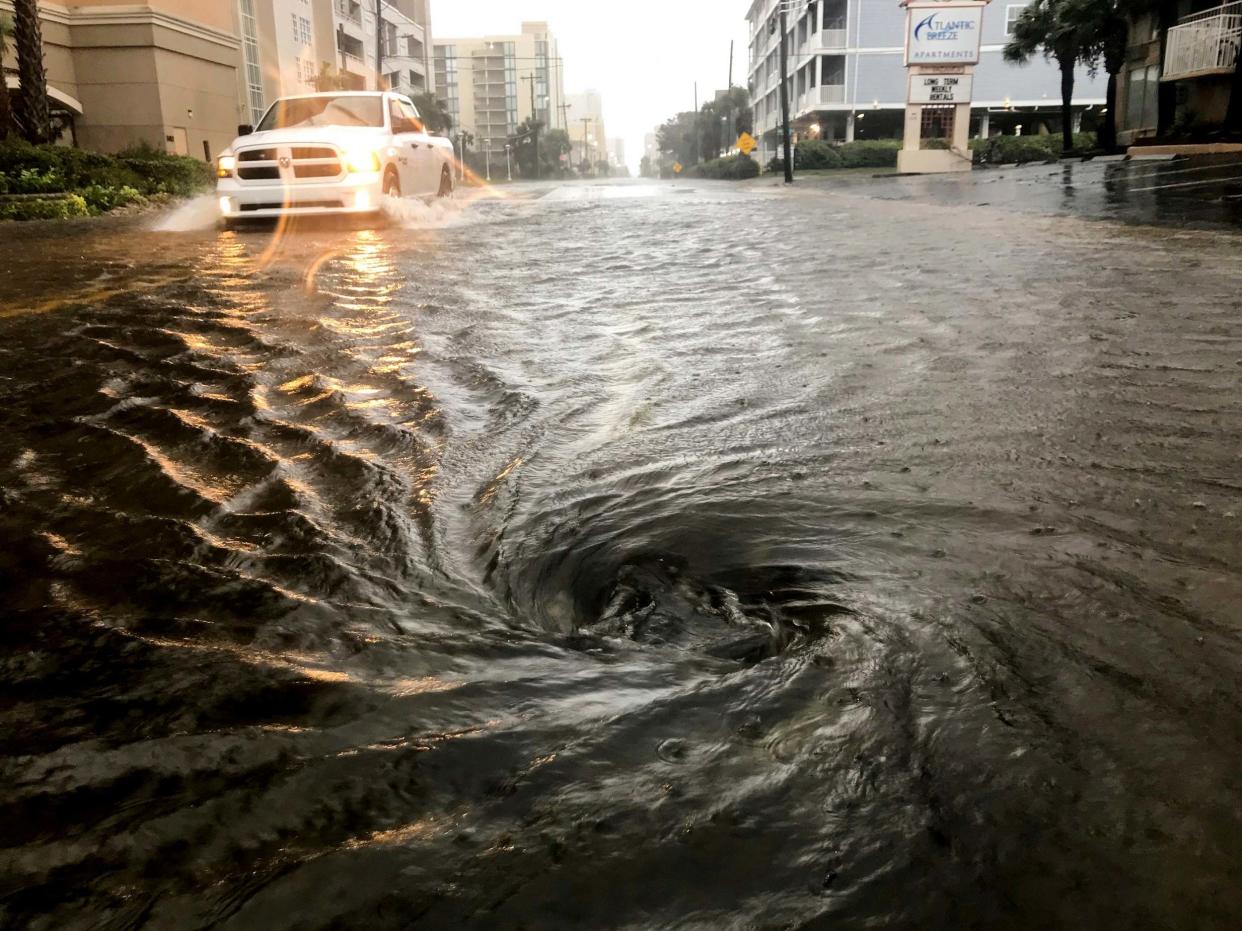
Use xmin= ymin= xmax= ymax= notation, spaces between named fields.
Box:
xmin=217 ymin=154 xmax=236 ymax=178
xmin=343 ymin=146 xmax=381 ymax=174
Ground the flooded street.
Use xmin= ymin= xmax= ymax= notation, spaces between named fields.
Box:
xmin=2 ymin=177 xmax=1242 ymax=929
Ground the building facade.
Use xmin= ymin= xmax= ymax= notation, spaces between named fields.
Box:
xmin=1116 ymin=0 xmax=1241 ymax=145
xmin=1 ymin=0 xmax=435 ymax=159
xmin=566 ymin=89 xmax=607 ymax=167
xmin=1 ymin=0 xmax=242 ymax=159
xmin=432 ymin=22 xmax=565 ymax=162
xmin=745 ymin=0 xmax=1107 ymax=161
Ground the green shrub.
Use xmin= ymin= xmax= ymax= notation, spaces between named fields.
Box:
xmin=794 ymin=139 xmax=843 ymax=170
xmin=971 ymin=132 xmax=1099 ymax=165
xmin=0 ymin=194 xmax=91 ymax=221
xmin=119 ymin=152 xmax=213 ymax=196
xmin=6 ymin=168 xmax=67 ymax=194
xmin=838 ymin=139 xmax=902 ymax=168
xmin=688 ymin=153 xmax=761 ymax=180
xmin=79 ymin=184 xmax=146 ymax=213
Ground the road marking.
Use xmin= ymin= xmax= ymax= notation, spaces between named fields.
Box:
xmin=1124 ymin=173 xmax=1242 ymax=194
xmin=1107 ymin=160 xmax=1242 ymax=182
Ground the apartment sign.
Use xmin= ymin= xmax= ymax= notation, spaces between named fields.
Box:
xmin=904 ymin=3 xmax=985 ymax=65
xmin=909 ymin=73 xmax=974 ymax=104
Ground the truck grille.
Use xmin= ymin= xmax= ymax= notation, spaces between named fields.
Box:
xmin=235 ymin=145 xmax=344 ymax=184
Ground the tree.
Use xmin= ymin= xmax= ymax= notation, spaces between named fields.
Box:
xmin=656 ymin=111 xmax=699 ymax=167
xmin=315 ymin=63 xmax=363 ymax=92
xmin=409 ymin=91 xmax=452 ymax=134
xmin=508 ymin=117 xmax=541 ymax=178
xmin=12 ymin=0 xmax=51 ymax=144
xmin=1076 ymin=0 xmax=1129 ymax=151
xmin=639 ymin=155 xmax=655 ymax=178
xmin=0 ymin=15 xmax=14 ymax=138
xmin=542 ymin=128 xmax=572 ymax=176
xmin=1005 ymin=0 xmax=1088 ymax=154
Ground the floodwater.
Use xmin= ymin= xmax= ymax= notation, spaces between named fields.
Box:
xmin=2 ymin=178 xmax=1241 ymax=929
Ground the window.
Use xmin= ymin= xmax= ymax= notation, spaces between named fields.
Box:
xmin=1006 ymin=5 xmax=1027 ymax=36
xmin=292 ymin=14 xmax=312 ymax=46
xmin=1124 ymin=64 xmax=1160 ymax=132
xmin=297 ymin=57 xmax=316 ymax=86
xmin=238 ymin=0 xmax=265 ymax=123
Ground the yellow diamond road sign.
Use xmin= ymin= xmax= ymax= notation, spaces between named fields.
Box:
xmin=736 ymin=132 xmax=757 ymax=155
xmin=673 ymin=162 xmax=684 ymax=174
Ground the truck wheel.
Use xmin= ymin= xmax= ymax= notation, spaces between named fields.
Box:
xmin=438 ymin=166 xmax=453 ymax=198
xmin=383 ymin=168 xmax=401 ymax=199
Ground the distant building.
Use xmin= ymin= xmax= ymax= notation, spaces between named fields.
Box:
xmin=433 ymin=22 xmax=566 ymax=163
xmin=607 ymin=136 xmax=626 ymax=168
xmin=566 ymin=89 xmax=607 ymax=166
xmin=745 ymin=0 xmax=1107 ymax=162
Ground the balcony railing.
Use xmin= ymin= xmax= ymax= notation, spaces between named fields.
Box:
xmin=1163 ymin=1 xmax=1242 ymax=80
xmin=800 ymin=84 xmax=846 ymax=110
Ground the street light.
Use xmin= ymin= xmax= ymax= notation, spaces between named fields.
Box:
xmin=484 ymin=139 xmax=491 ymax=182
xmin=505 ymin=144 xmax=512 ymax=181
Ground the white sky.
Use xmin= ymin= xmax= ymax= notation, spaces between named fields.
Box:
xmin=432 ymin=1 xmax=751 ymax=173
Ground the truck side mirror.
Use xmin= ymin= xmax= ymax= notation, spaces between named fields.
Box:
xmin=237 ymin=124 xmax=253 ymax=137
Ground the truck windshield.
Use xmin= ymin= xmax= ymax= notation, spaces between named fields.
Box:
xmin=256 ymin=96 xmax=384 ymax=131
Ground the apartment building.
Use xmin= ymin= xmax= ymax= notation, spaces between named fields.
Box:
xmin=745 ymin=0 xmax=1107 ymax=161
xmin=432 ymin=22 xmax=565 ymax=161
xmin=1 ymin=0 xmax=242 ymax=158
xmin=566 ymin=89 xmax=607 ymax=166
xmin=236 ymin=0 xmax=434 ymax=124
xmin=1117 ymin=0 xmax=1241 ymax=145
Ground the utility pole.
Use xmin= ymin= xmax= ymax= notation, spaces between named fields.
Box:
xmin=778 ymin=3 xmax=793 ymax=184
xmin=374 ymin=0 xmax=384 ymax=90
xmin=485 ymin=139 xmax=491 ymax=181
xmin=579 ymin=116 xmax=592 ymax=171
xmin=505 ymin=143 xmax=512 ymax=181
xmin=693 ymin=81 xmax=699 ymax=166
xmin=521 ymin=74 xmax=540 ymax=180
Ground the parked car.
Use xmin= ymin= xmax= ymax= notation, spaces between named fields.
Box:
xmin=215 ymin=91 xmax=454 ymax=227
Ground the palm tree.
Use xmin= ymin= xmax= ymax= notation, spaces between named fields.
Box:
xmin=12 ymin=0 xmax=50 ymax=143
xmin=0 ymin=14 xmax=14 ymax=138
xmin=1078 ymin=0 xmax=1130 ymax=151
xmin=1005 ymin=0 xmax=1089 ymax=154
xmin=409 ymin=92 xmax=452 ymax=134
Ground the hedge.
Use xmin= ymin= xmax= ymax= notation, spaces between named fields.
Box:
xmin=0 ymin=194 xmax=91 ymax=221
xmin=972 ymin=132 xmax=1098 ymax=165
xmin=768 ymin=138 xmax=902 ymax=173
xmin=0 ymin=139 xmax=213 ymax=220
xmin=687 ymin=153 xmax=761 ymax=180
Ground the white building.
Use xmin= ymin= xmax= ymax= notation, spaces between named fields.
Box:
xmin=745 ymin=0 xmax=1107 ymax=161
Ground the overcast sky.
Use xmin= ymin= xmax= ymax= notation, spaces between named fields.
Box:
xmin=432 ymin=1 xmax=750 ymax=172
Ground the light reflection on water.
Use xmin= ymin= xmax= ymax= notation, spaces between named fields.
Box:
xmin=0 ymin=180 xmax=1241 ymax=929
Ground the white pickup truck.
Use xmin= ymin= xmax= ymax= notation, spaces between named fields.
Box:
xmin=215 ymin=91 xmax=455 ymax=226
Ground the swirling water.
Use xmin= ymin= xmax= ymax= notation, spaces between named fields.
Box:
xmin=2 ymin=181 xmax=1242 ymax=929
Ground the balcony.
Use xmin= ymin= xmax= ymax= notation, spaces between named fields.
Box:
xmin=820 ymin=20 xmax=848 ymax=49
xmin=800 ymin=84 xmax=845 ymax=111
xmin=1163 ymin=1 xmax=1242 ymax=81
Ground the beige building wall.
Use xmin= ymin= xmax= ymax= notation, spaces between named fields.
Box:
xmin=1 ymin=0 xmax=242 ymax=159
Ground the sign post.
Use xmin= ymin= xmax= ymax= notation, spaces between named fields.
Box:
xmin=898 ymin=0 xmax=989 ymax=175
